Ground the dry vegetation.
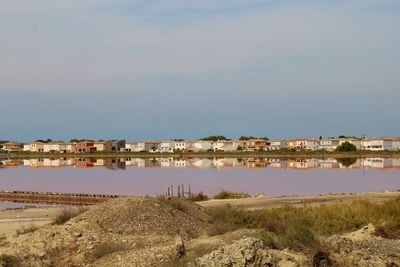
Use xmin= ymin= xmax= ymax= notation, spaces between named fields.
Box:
xmin=53 ymin=206 xmax=88 ymax=225
xmin=206 ymin=197 xmax=400 ymax=250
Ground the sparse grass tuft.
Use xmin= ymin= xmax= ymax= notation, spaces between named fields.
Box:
xmin=54 ymin=206 xmax=88 ymax=225
xmin=213 ymin=190 xmax=250 ymax=200
xmin=92 ymin=242 xmax=127 ymax=260
xmin=0 ymin=254 xmax=20 ymax=267
xmin=15 ymin=224 xmax=39 ymax=236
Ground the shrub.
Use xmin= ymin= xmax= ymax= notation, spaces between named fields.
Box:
xmin=213 ymin=190 xmax=249 ymax=200
xmin=335 ymin=142 xmax=357 ymax=152
xmin=54 ymin=206 xmax=88 ymax=225
xmin=0 ymin=254 xmax=20 ymax=267
xmin=190 ymin=192 xmax=209 ymax=202
xmin=259 ymin=231 xmax=279 ymax=249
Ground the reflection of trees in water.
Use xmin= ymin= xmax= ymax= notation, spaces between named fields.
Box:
xmin=336 ymin=158 xmax=357 ymax=167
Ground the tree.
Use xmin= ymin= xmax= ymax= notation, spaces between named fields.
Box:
xmin=200 ymin=135 xmax=230 ymax=141
xmin=335 ymin=142 xmax=357 ymax=152
xmin=336 ymin=158 xmax=357 ymax=167
xmin=239 ymin=136 xmax=269 ymax=141
xmin=237 ymin=145 xmax=243 ymax=151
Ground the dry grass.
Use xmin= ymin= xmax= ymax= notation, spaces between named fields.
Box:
xmin=54 ymin=206 xmax=88 ymax=225
xmin=15 ymin=224 xmax=39 ymax=236
xmin=206 ymin=198 xmax=400 ymax=250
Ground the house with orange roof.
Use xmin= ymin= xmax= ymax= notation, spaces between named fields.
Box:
xmin=288 ymin=138 xmax=319 ymax=151
xmin=1 ymin=142 xmax=23 ymax=152
xmin=244 ymin=139 xmax=269 ymax=151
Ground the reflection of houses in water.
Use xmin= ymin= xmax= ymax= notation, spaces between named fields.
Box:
xmin=288 ymin=158 xmax=319 ymax=170
xmin=318 ymin=159 xmax=341 ymax=169
xmin=160 ymin=157 xmax=175 ymax=168
xmin=361 ymin=158 xmax=400 ymax=170
xmin=243 ymin=158 xmax=269 ymax=168
xmin=4 ymin=157 xmax=400 ymax=171
xmin=213 ymin=158 xmax=240 ymax=168
xmin=0 ymin=159 xmax=23 ymax=168
xmin=174 ymin=159 xmax=187 ymax=168
xmin=190 ymin=158 xmax=213 ymax=168
xmin=123 ymin=158 xmax=146 ymax=168
xmin=23 ymin=158 xmax=45 ymax=168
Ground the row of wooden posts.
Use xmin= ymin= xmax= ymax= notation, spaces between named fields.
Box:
xmin=166 ymin=184 xmax=193 ymax=198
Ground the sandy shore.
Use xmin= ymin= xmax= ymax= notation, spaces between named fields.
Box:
xmin=1 ymin=190 xmax=399 ymax=235
xmin=198 ymin=191 xmax=400 ymax=209
xmin=0 ymin=206 xmax=62 ymax=235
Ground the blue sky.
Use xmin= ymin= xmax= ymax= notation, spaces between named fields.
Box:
xmin=1 ymin=0 xmax=399 ymax=141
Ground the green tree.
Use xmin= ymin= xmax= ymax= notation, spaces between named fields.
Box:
xmin=237 ymin=145 xmax=243 ymax=151
xmin=239 ymin=136 xmax=269 ymax=141
xmin=200 ymin=135 xmax=230 ymax=141
xmin=335 ymin=142 xmax=357 ymax=152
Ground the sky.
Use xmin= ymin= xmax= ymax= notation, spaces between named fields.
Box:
xmin=1 ymin=0 xmax=399 ymax=141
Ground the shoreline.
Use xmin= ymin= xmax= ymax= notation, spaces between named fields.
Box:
xmin=1 ymin=190 xmax=399 ymax=235
xmin=2 ymin=151 xmax=400 ymax=159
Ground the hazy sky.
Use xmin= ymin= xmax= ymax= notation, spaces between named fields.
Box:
xmin=1 ymin=0 xmax=399 ymax=141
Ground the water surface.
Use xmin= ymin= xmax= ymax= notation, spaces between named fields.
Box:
xmin=1 ymin=157 xmax=399 ymax=200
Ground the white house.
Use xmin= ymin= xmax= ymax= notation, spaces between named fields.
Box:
xmin=43 ymin=142 xmax=68 ymax=153
xmin=362 ymin=138 xmax=400 ymax=151
xmin=174 ymin=141 xmax=187 ymax=151
xmin=160 ymin=141 xmax=176 ymax=153
xmin=212 ymin=140 xmax=239 ymax=152
xmin=191 ymin=140 xmax=213 ymax=152
xmin=124 ymin=142 xmax=139 ymax=152
xmin=267 ymin=139 xmax=288 ymax=151
xmin=25 ymin=141 xmax=45 ymax=152
xmin=318 ymin=139 xmax=340 ymax=151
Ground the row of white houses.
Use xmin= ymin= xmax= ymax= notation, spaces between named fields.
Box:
xmin=1 ymin=137 xmax=400 ymax=153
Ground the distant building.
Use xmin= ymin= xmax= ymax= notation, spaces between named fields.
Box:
xmin=318 ymin=139 xmax=340 ymax=151
xmin=24 ymin=141 xmax=45 ymax=152
xmin=288 ymin=139 xmax=319 ymax=151
xmin=75 ymin=141 xmax=96 ymax=152
xmin=362 ymin=138 xmax=400 ymax=151
xmin=191 ymin=140 xmax=213 ymax=152
xmin=160 ymin=141 xmax=176 ymax=153
xmin=245 ymin=139 xmax=269 ymax=151
xmin=1 ymin=142 xmax=23 ymax=152
xmin=267 ymin=139 xmax=288 ymax=151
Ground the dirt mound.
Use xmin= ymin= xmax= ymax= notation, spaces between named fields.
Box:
xmin=324 ymin=224 xmax=400 ymax=267
xmin=196 ymin=237 xmax=308 ymax=267
xmin=85 ymin=197 xmax=211 ymax=237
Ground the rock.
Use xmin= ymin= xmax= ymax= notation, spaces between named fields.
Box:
xmin=196 ymin=238 xmax=307 ymax=267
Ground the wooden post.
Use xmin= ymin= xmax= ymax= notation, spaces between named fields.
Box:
xmin=171 ymin=185 xmax=174 ymax=197
xmin=178 ymin=185 xmax=181 ymax=198
xmin=182 ymin=184 xmax=184 ymax=198
xmin=188 ymin=185 xmax=191 ymax=198
xmin=167 ymin=186 xmax=170 ymax=197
